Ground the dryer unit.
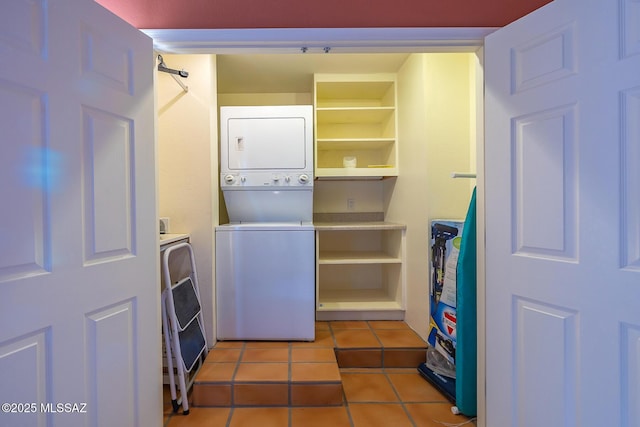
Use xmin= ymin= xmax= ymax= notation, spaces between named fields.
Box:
xmin=219 ymin=105 xmax=314 ymax=223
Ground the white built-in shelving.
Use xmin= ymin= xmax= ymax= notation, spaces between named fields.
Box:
xmin=314 ymin=74 xmax=399 ymax=179
xmin=315 ymin=222 xmax=406 ymax=320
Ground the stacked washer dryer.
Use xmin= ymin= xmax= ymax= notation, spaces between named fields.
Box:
xmin=215 ymin=106 xmax=315 ymax=341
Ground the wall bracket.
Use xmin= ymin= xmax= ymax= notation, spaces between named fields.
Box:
xmin=157 ymin=54 xmax=189 ymax=92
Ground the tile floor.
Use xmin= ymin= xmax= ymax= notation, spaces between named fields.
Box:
xmin=163 ymin=321 xmax=476 ymax=426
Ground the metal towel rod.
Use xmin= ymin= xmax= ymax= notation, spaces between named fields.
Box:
xmin=451 ymin=172 xmax=477 ymax=179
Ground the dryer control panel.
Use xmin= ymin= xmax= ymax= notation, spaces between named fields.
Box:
xmin=221 ymin=171 xmax=312 ymax=189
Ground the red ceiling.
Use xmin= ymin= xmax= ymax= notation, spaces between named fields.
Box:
xmin=97 ymin=0 xmax=552 ymax=29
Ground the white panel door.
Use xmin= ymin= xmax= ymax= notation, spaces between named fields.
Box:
xmin=0 ymin=1 xmax=159 ymax=426
xmin=485 ymin=0 xmax=640 ymax=426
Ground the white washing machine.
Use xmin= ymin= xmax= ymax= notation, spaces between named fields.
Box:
xmin=215 ymin=223 xmax=315 ymax=341
xmin=215 ymin=105 xmax=315 ymax=341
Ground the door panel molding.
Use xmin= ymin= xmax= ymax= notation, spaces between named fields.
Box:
xmin=621 ymin=87 xmax=640 ymax=270
xmin=0 ymin=80 xmax=51 ymax=282
xmin=86 ymin=300 xmax=136 ymax=426
xmin=0 ymin=328 xmax=50 ymax=426
xmin=80 ymin=25 xmax=134 ymax=95
xmin=511 ymin=104 xmax=578 ymax=261
xmin=513 ymin=297 xmax=578 ymax=427
xmin=510 ymin=22 xmax=576 ymax=94
xmin=81 ymin=106 xmax=135 ymax=265
xmin=0 ymin=0 xmax=47 ymax=59
xmin=620 ymin=0 xmax=640 ymax=59
xmin=621 ymin=322 xmax=640 ymax=426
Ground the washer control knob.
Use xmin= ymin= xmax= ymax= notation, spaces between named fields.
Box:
xmin=284 ymin=176 xmax=291 ymax=183
xmin=272 ymin=174 xmax=280 ymax=182
xmin=224 ymin=174 xmax=235 ymax=184
xmin=240 ymin=176 xmax=246 ymax=183
xmin=298 ymin=174 xmax=310 ymax=184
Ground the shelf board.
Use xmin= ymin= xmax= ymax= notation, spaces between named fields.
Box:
xmin=315 ymin=167 xmax=398 ymax=178
xmin=317 ymin=289 xmax=403 ymax=311
xmin=314 ymin=221 xmax=406 ymax=231
xmin=318 ymin=251 xmax=401 ymax=264
xmin=316 ymin=138 xmax=395 ymax=150
xmin=316 ymin=107 xmax=394 ymax=124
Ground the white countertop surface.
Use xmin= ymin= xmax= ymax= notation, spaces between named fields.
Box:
xmin=313 ymin=221 xmax=406 ymax=230
xmin=159 ymin=233 xmax=190 ymax=247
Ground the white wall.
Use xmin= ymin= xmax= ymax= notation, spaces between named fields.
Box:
xmin=314 ymin=180 xmax=384 ymax=213
xmin=218 ymin=93 xmax=312 ymax=107
xmin=388 ymin=53 xmax=475 ymax=339
xmin=156 ymin=54 xmax=218 ymax=344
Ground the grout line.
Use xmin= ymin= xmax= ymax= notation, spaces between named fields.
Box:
xmin=288 ymin=342 xmax=293 ymax=408
xmin=229 ymin=342 xmax=246 ymax=409
xmin=231 ymin=342 xmax=245 ymax=380
xmin=349 ymin=401 xmax=413 ymax=405
xmin=328 ymin=322 xmax=338 ymax=348
xmin=225 ymin=406 xmax=234 ymax=427
xmin=340 ymin=379 xmax=356 ymax=427
xmin=383 ymin=368 xmax=418 ymax=427
xmin=287 ymin=342 xmax=292 ymax=427
xmin=367 ymin=321 xmax=387 ymax=366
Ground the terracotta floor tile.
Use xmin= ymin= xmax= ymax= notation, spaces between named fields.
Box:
xmin=339 ymin=367 xmax=384 ymax=374
xmin=291 ymin=362 xmax=341 ymax=382
xmin=166 ymin=407 xmax=230 ymax=426
xmin=384 ymin=349 xmax=426 ymax=368
xmin=291 ymin=330 xmax=334 ymax=348
xmin=245 ymin=341 xmax=290 ymax=348
xmin=214 ymin=341 xmax=244 ymax=349
xmin=205 ymin=348 xmax=242 ymax=363
xmin=341 ymin=373 xmax=398 ymax=402
xmin=333 ymin=329 xmax=380 ymax=348
xmin=374 ymin=329 xmax=427 ymax=348
xmin=349 ymin=403 xmax=413 ymax=427
xmin=291 ymin=406 xmax=351 ymax=426
xmin=234 ymin=363 xmax=289 ymax=382
xmin=194 ymin=362 xmax=236 ymax=382
xmin=315 ymin=321 xmax=331 ymax=331
xmin=405 ymin=403 xmax=475 ymax=427
xmin=368 ymin=320 xmax=411 ymax=330
xmin=234 ymin=383 xmax=289 ymax=406
xmin=228 ymin=407 xmax=289 ymax=427
xmin=330 ymin=320 xmax=370 ymax=329
xmin=387 ymin=373 xmax=449 ymax=402
xmin=291 ymin=383 xmax=344 ymax=406
xmin=191 ymin=384 xmax=232 ymax=407
xmin=384 ymin=368 xmax=419 ymax=374
xmin=163 ymin=321 xmax=443 ymax=418
xmin=335 ymin=349 xmax=382 ymax=368
xmin=241 ymin=348 xmax=290 ymax=363
xmin=291 ymin=347 xmax=336 ymax=363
